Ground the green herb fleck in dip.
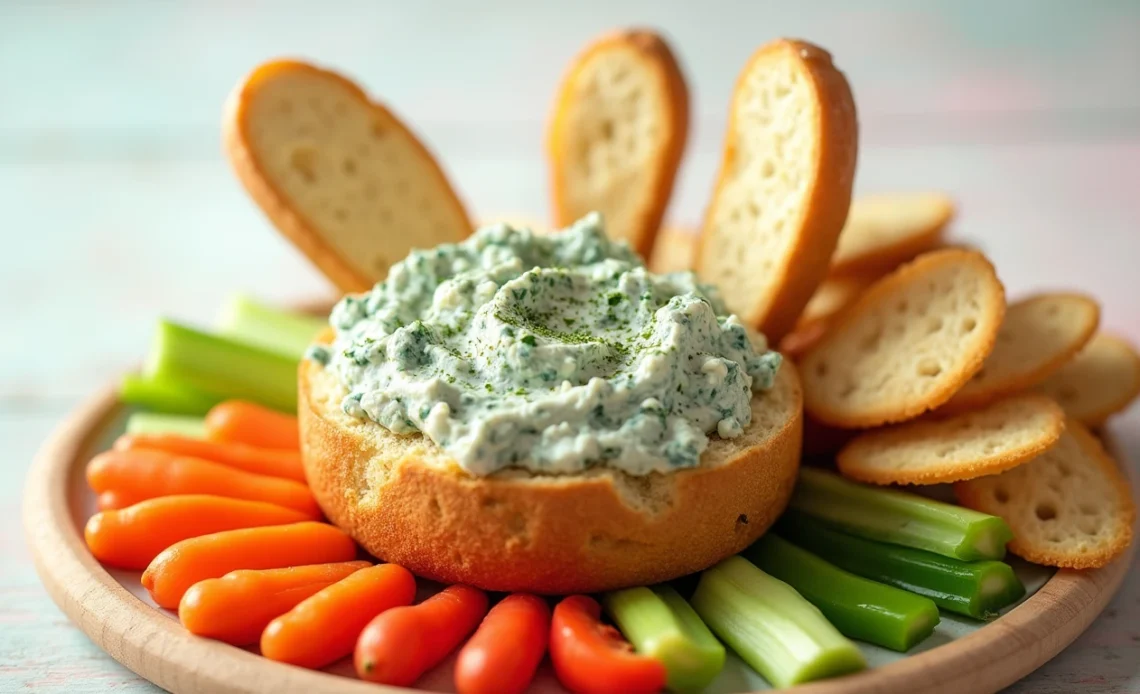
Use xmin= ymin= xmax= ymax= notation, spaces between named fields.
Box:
xmin=313 ymin=213 xmax=782 ymax=476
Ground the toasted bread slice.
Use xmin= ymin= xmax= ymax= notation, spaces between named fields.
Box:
xmin=546 ymin=30 xmax=689 ymax=258
xmin=943 ymin=293 xmax=1100 ymax=412
xmin=801 ymin=249 xmax=1006 ymax=428
xmin=837 ymin=394 xmax=1064 ymax=485
xmin=225 ymin=60 xmax=472 ymax=293
xmin=831 ymin=193 xmax=955 ymax=276
xmin=1037 ymin=333 xmax=1140 ymax=427
xmin=696 ymin=39 xmax=858 ymax=342
xmin=955 ymin=420 xmax=1135 ymax=569
xmin=647 ymin=224 xmax=698 ymax=274
xmin=779 ymin=273 xmax=877 ymax=358
xmin=300 ymin=351 xmax=802 ymax=594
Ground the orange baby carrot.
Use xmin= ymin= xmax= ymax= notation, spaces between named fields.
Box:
xmin=205 ymin=400 xmax=300 ymax=451
xmin=355 ymin=584 xmax=489 ymax=686
xmin=114 ymin=432 xmax=304 ymax=482
xmin=261 ymin=563 xmax=417 ymax=668
xmin=179 ymin=561 xmax=370 ymax=645
xmin=455 ymin=593 xmax=551 ymax=694
xmin=85 ymin=495 xmax=312 ymax=570
xmin=86 ymin=449 xmax=320 ymax=517
xmin=141 ymin=521 xmax=357 ymax=609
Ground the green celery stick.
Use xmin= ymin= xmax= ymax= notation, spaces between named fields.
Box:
xmin=791 ymin=467 xmax=1013 ymax=560
xmin=144 ymin=320 xmax=298 ymax=413
xmin=119 ymin=373 xmax=220 ymax=415
xmin=216 ymin=293 xmax=327 ymax=360
xmin=690 ymin=556 xmax=865 ymax=689
xmin=778 ymin=510 xmax=1026 ymax=620
xmin=603 ymin=585 xmax=725 ymax=693
xmin=743 ymin=533 xmax=940 ymax=652
xmin=125 ymin=412 xmax=207 ymax=438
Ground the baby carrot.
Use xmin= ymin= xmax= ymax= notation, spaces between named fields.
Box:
xmin=114 ymin=433 xmax=304 ymax=482
xmin=455 ymin=593 xmax=551 ymax=694
xmin=355 ymin=584 xmax=489 ymax=686
xmin=550 ymin=595 xmax=666 ymax=694
xmin=205 ymin=401 xmax=300 ymax=451
xmin=141 ymin=522 xmax=357 ymax=609
xmin=261 ymin=563 xmax=417 ymax=668
xmin=179 ymin=561 xmax=370 ymax=645
xmin=84 ymin=495 xmax=312 ymax=569
xmin=86 ymin=449 xmax=320 ymax=517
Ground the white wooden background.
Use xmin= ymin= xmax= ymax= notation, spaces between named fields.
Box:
xmin=2 ymin=1 xmax=1139 ymax=691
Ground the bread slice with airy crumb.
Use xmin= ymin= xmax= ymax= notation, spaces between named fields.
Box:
xmin=837 ymin=394 xmax=1064 ymax=485
xmin=831 ymin=193 xmax=955 ymax=276
xmin=546 ymin=30 xmax=689 ymax=258
xmin=299 ymin=348 xmax=803 ymax=594
xmin=955 ymin=420 xmax=1134 ymax=569
xmin=224 ymin=60 xmax=473 ymax=293
xmin=800 ymin=249 xmax=1006 ymax=428
xmin=943 ymin=293 xmax=1100 ymax=412
xmin=1037 ymin=333 xmax=1140 ymax=427
xmin=696 ymin=39 xmax=858 ymax=343
xmin=647 ymin=224 xmax=698 ymax=274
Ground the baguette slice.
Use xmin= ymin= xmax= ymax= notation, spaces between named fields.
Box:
xmin=299 ymin=353 xmax=803 ymax=594
xmin=831 ymin=193 xmax=955 ymax=276
xmin=779 ymin=273 xmax=877 ymax=359
xmin=801 ymin=249 xmax=1006 ymax=428
xmin=225 ymin=60 xmax=473 ymax=293
xmin=837 ymin=394 xmax=1064 ymax=485
xmin=696 ymin=39 xmax=858 ymax=342
xmin=546 ymin=30 xmax=689 ymax=258
xmin=647 ymin=224 xmax=698 ymax=274
xmin=1037 ymin=333 xmax=1140 ymax=427
xmin=943 ymin=293 xmax=1100 ymax=412
xmin=955 ymin=420 xmax=1135 ymax=569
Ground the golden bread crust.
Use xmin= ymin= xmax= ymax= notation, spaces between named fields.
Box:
xmin=299 ymin=358 xmax=802 ymax=594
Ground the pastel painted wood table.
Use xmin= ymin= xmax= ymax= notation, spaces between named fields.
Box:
xmin=3 ymin=2 xmax=1139 ymax=691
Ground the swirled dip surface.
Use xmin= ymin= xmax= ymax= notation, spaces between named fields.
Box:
xmin=310 ymin=213 xmax=782 ymax=476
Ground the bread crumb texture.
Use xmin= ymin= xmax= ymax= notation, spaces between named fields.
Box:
xmin=955 ymin=420 xmax=1135 ymax=569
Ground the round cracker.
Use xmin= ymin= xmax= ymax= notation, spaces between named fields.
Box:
xmin=837 ymin=394 xmax=1064 ymax=485
xmin=780 ymin=273 xmax=877 ymax=358
xmin=954 ymin=419 xmax=1135 ymax=569
xmin=1036 ymin=333 xmax=1140 ymax=427
xmin=831 ymin=192 xmax=955 ymax=276
xmin=942 ymin=293 xmax=1100 ymax=412
xmin=801 ymin=248 xmax=1006 ymax=428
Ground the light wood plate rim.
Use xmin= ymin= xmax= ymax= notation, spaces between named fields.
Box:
xmin=22 ymin=382 xmax=1137 ymax=694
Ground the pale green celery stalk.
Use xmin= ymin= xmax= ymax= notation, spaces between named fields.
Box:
xmin=216 ymin=293 xmax=327 ymax=360
xmin=791 ymin=467 xmax=1013 ymax=561
xmin=144 ymin=320 xmax=298 ymax=413
xmin=119 ymin=373 xmax=221 ymax=415
xmin=125 ymin=412 xmax=207 ymax=438
xmin=690 ymin=556 xmax=865 ymax=689
xmin=603 ymin=585 xmax=725 ymax=693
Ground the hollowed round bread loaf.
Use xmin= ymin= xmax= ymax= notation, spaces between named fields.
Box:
xmin=299 ymin=355 xmax=802 ymax=594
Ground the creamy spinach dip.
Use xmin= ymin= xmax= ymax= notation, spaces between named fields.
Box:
xmin=309 ymin=213 xmax=782 ymax=477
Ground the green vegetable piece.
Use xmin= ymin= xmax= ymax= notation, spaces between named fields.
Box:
xmin=778 ymin=510 xmax=1026 ymax=620
xmin=215 ymin=293 xmax=326 ymax=360
xmin=124 ymin=412 xmax=207 ymax=439
xmin=743 ymin=533 xmax=940 ymax=652
xmin=119 ymin=373 xmax=220 ymax=415
xmin=144 ymin=320 xmax=298 ymax=413
xmin=791 ymin=467 xmax=1013 ymax=561
xmin=603 ymin=585 xmax=725 ymax=693
xmin=690 ymin=556 xmax=865 ymax=689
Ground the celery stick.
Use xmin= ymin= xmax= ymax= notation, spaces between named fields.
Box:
xmin=125 ymin=412 xmax=207 ymax=439
xmin=743 ymin=533 xmax=940 ymax=652
xmin=119 ymin=373 xmax=220 ymax=415
xmin=778 ymin=510 xmax=1026 ymax=620
xmin=690 ymin=556 xmax=865 ymax=689
xmin=216 ymin=293 xmax=327 ymax=360
xmin=791 ymin=467 xmax=1013 ymax=561
xmin=603 ymin=585 xmax=725 ymax=693
xmin=144 ymin=320 xmax=298 ymax=413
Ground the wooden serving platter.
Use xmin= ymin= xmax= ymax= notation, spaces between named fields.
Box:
xmin=23 ymin=382 xmax=1137 ymax=694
